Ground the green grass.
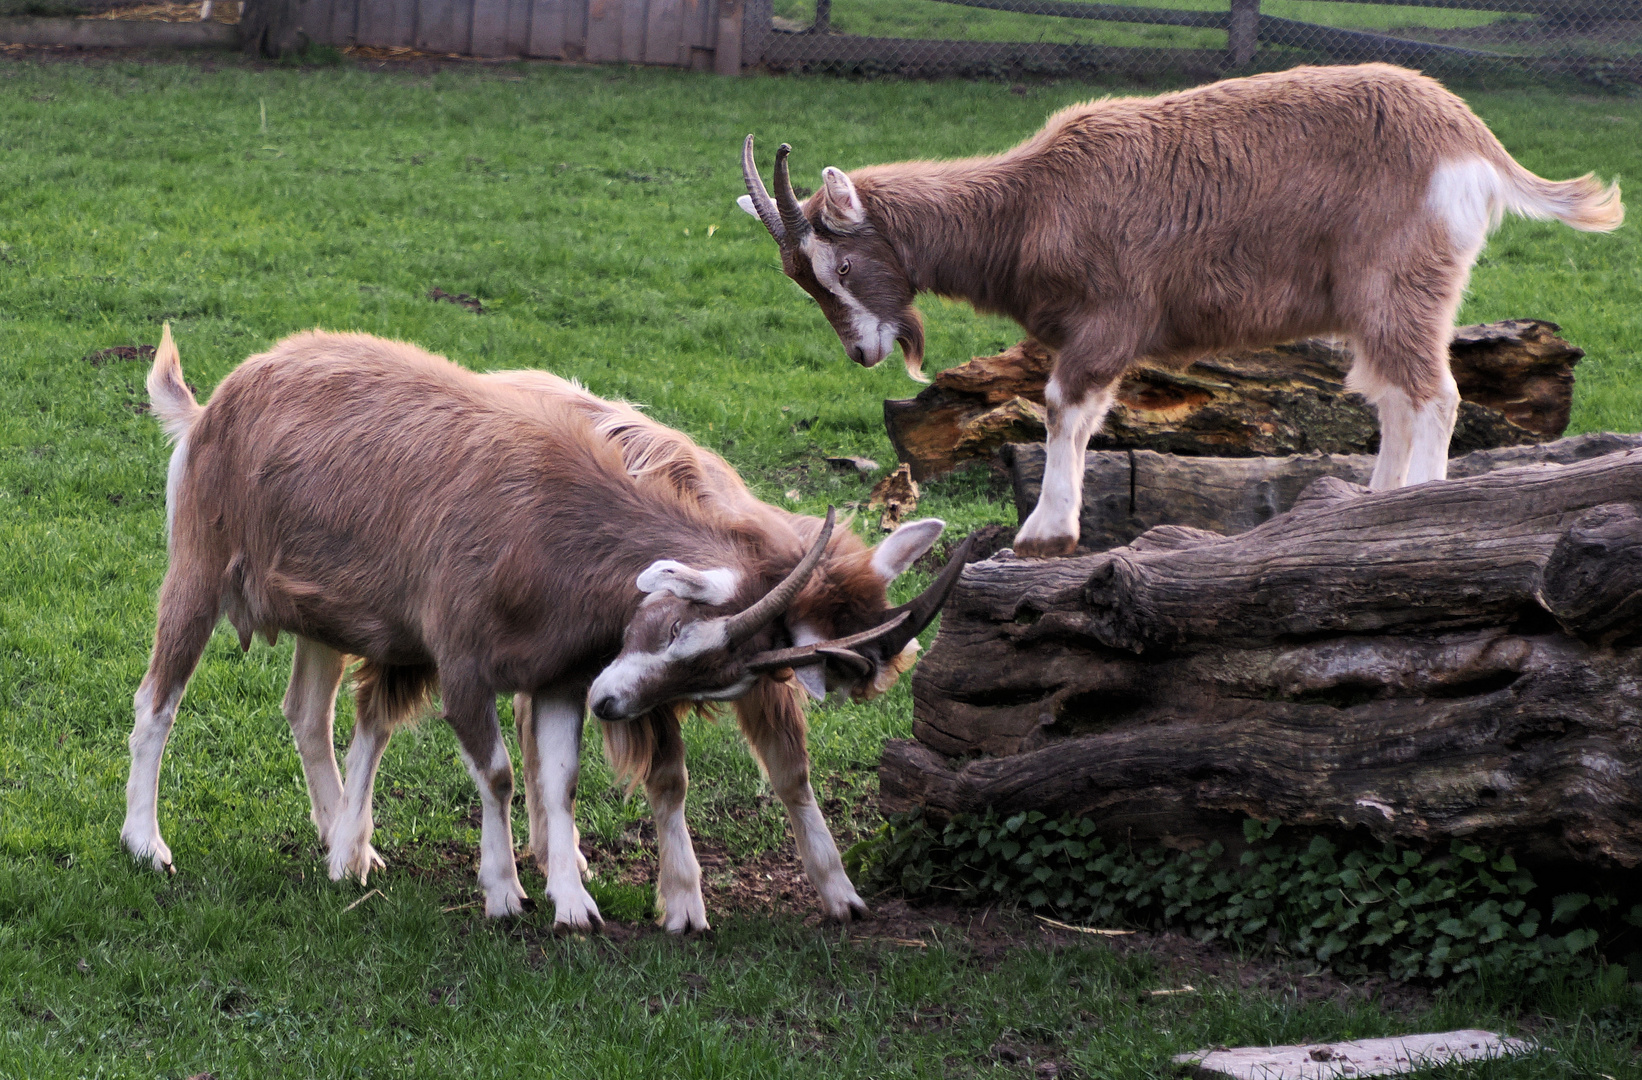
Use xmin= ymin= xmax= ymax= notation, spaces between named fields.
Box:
xmin=1 ymin=58 xmax=1640 ymax=1077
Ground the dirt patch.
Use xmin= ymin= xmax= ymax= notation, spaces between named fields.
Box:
xmin=85 ymin=344 xmax=155 ymax=367
xmin=428 ymin=287 xmax=484 ymax=313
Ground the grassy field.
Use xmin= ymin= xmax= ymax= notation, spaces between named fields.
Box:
xmin=1 ymin=56 xmax=1640 ymax=1077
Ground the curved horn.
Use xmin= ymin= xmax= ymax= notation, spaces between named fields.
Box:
xmin=745 ymin=611 xmax=910 ymax=673
xmin=721 ymin=506 xmax=835 ymax=647
xmin=741 ymin=134 xmax=786 ymax=246
xmin=866 ymin=534 xmax=977 ymax=660
xmin=772 ymin=143 xmax=812 ymax=245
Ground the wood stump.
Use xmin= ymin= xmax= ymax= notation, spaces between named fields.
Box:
xmin=882 ymin=446 xmax=1642 ymax=869
xmin=883 ymin=321 xmax=1583 ymax=480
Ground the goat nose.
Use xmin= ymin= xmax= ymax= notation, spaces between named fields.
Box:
xmin=851 ymin=345 xmax=867 ymax=365
xmin=591 ymin=696 xmax=620 ymax=721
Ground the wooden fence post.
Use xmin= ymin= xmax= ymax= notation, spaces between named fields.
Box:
xmin=1227 ymin=0 xmax=1257 ymax=64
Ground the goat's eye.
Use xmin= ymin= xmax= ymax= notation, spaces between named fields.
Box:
xmin=837 ymin=259 xmax=850 ymax=277
xmin=669 ymin=622 xmax=681 ymax=643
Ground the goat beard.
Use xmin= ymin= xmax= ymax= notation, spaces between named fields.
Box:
xmin=896 ymin=311 xmax=927 ymax=384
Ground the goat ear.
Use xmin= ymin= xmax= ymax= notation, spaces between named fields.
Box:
xmin=870 ymin=518 xmax=945 ymax=582
xmin=635 ymin=561 xmax=741 ymax=606
xmin=736 ymin=194 xmax=760 ymax=218
xmin=793 ymin=665 xmax=827 ymax=701
xmin=819 ymin=167 xmax=867 ymax=230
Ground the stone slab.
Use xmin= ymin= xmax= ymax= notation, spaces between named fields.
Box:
xmin=1174 ymin=1029 xmax=1532 ymax=1080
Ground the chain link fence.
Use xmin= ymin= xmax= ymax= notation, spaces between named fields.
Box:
xmin=759 ymin=0 xmax=1642 ymax=84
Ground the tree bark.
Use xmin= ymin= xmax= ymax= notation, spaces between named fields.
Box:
xmin=883 ymin=320 xmax=1582 ymax=481
xmin=1005 ymin=432 xmax=1642 ymax=553
xmin=884 ymin=446 xmax=1642 ymax=869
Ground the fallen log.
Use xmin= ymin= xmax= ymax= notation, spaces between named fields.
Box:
xmin=883 ymin=320 xmax=1582 ymax=480
xmin=884 ymin=447 xmax=1642 ymax=868
xmin=1004 ymin=432 xmax=1642 ymax=552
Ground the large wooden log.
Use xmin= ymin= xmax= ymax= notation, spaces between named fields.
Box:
xmin=883 ymin=448 xmax=1642 ymax=868
xmin=883 ymin=320 xmax=1582 ymax=480
xmin=1005 ymin=432 xmax=1642 ymax=553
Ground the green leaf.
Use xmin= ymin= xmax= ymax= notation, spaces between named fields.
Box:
xmin=1551 ymin=893 xmax=1591 ymax=924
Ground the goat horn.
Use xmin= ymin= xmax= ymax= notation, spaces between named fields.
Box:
xmin=741 ymin=134 xmax=787 ymax=246
xmin=772 ymin=143 xmax=812 ymax=245
xmin=745 ymin=611 xmax=911 ymax=674
xmin=721 ymin=506 xmax=835 ymax=647
xmin=864 ymin=534 xmax=977 ymax=661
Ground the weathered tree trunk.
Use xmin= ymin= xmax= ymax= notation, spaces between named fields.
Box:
xmin=1005 ymin=432 xmax=1642 ymax=553
xmin=883 ymin=321 xmax=1582 ymax=480
xmin=883 ymin=447 xmax=1642 ymax=869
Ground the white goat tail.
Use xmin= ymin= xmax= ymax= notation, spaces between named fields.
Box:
xmin=1497 ymin=156 xmax=1624 ymax=232
xmin=146 ymin=323 xmax=202 ymax=443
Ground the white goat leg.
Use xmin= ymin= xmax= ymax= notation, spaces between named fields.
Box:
xmin=198 ymin=0 xmax=214 ymax=18
xmin=455 ymin=732 xmax=529 ymax=918
xmin=1404 ymin=372 xmax=1461 ymax=486
xmin=283 ymin=637 xmax=347 ymax=842
xmin=326 ymin=713 xmax=392 ymax=884
xmin=1014 ymin=378 xmax=1114 ymax=557
xmin=121 ymin=680 xmax=183 ymax=872
xmin=528 ymin=693 xmax=603 ymax=931
xmin=515 ymin=692 xmax=587 ymax=880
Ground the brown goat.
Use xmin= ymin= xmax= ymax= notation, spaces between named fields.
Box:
xmin=740 ymin=63 xmax=1622 ymax=556
xmin=126 ymin=327 xmax=966 ymax=929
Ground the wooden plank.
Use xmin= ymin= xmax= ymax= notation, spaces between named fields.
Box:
xmin=413 ymin=0 xmax=451 ymax=48
xmin=714 ymin=0 xmax=740 ymax=73
xmin=415 ymin=0 xmax=470 ymax=50
xmin=643 ymin=0 xmax=682 ymax=63
xmin=684 ymin=0 xmax=708 ymax=48
xmin=525 ymin=0 xmax=566 ymax=54
xmin=503 ymin=0 xmax=533 ymax=53
xmin=389 ymin=0 xmax=418 ymax=44
xmin=470 ymin=0 xmax=510 ymax=53
xmin=298 ymin=0 xmax=336 ymax=42
xmin=738 ymin=0 xmax=769 ymax=66
xmin=619 ymin=0 xmax=648 ymax=60
xmin=327 ymin=0 xmax=361 ymax=43
xmin=584 ymin=0 xmax=621 ymax=59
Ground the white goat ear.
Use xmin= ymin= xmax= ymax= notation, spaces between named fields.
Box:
xmin=793 ymin=666 xmax=827 ymax=702
xmin=635 ymin=561 xmax=740 ymax=605
xmin=871 ymin=518 xmax=945 ymax=582
xmin=736 ymin=194 xmax=759 ymax=218
xmin=820 ymin=167 xmax=867 ymax=230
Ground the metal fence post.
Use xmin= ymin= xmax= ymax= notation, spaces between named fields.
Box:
xmin=1228 ymin=0 xmax=1258 ymax=65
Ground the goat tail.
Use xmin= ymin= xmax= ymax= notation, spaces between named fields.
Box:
xmin=146 ymin=322 xmax=203 ymax=443
xmin=1496 ymin=156 xmax=1624 ymax=233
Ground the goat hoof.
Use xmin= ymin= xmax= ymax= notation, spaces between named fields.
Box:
xmin=1012 ymin=534 xmax=1077 ymax=558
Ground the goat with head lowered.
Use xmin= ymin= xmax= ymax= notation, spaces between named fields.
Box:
xmin=739 ymin=63 xmax=1622 ymax=557
xmin=128 ymin=327 xmax=970 ymax=930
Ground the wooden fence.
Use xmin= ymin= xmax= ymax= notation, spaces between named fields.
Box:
xmin=274 ymin=0 xmax=1636 ymax=79
xmin=291 ymin=0 xmax=771 ymax=71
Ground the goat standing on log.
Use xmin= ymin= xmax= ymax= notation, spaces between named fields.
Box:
xmin=739 ymin=63 xmax=1622 ymax=557
xmin=126 ymin=327 xmax=966 ymax=929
